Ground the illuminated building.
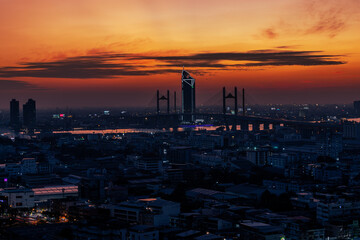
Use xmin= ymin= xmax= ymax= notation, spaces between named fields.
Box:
xmin=0 ymin=188 xmax=35 ymax=208
xmin=32 ymin=185 xmax=78 ymax=202
xmin=0 ymin=185 xmax=78 ymax=208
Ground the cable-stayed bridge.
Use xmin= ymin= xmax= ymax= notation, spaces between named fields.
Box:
xmin=143 ymin=87 xmax=341 ymax=133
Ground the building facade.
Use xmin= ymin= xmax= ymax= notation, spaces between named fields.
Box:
xmin=23 ymin=98 xmax=36 ymax=130
xmin=182 ymin=70 xmax=195 ymax=122
xmin=10 ymin=99 xmax=20 ymax=130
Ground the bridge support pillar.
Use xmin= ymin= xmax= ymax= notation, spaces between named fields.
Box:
xmin=241 ymin=121 xmax=249 ymax=131
xmin=273 ymin=123 xmax=281 ymax=130
xmin=252 ymin=123 xmax=260 ymax=132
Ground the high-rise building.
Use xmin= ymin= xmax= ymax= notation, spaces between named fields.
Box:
xmin=23 ymin=99 xmax=36 ymax=130
xmin=181 ymin=69 xmax=195 ymax=122
xmin=10 ymin=99 xmax=20 ymax=129
xmin=354 ymin=101 xmax=360 ymax=115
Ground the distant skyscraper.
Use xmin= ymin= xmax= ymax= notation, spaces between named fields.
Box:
xmin=23 ymin=99 xmax=36 ymax=130
xmin=181 ymin=69 xmax=195 ymax=122
xmin=10 ymin=99 xmax=20 ymax=129
xmin=354 ymin=101 xmax=360 ymax=115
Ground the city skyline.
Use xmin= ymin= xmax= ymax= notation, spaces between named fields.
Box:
xmin=0 ymin=0 xmax=359 ymax=108
xmin=2 ymin=1 xmax=360 ymax=238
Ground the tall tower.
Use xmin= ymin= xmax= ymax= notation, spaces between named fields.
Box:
xmin=23 ymin=99 xmax=36 ymax=131
xmin=10 ymin=99 xmax=20 ymax=130
xmin=181 ymin=69 xmax=195 ymax=122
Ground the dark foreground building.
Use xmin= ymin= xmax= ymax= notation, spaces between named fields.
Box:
xmin=23 ymin=98 xmax=36 ymax=130
xmin=10 ymin=99 xmax=20 ymax=130
xmin=354 ymin=100 xmax=360 ymax=115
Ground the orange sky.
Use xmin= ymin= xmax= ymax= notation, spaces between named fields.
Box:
xmin=0 ymin=0 xmax=359 ymax=108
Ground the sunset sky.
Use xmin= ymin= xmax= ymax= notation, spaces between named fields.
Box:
xmin=0 ymin=0 xmax=359 ymax=109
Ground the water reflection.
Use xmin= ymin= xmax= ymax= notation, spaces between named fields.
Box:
xmin=51 ymin=123 xmax=274 ymax=135
xmin=53 ymin=129 xmax=165 ymax=134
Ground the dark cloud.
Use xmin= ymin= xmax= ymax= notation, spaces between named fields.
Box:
xmin=0 ymin=49 xmax=345 ymax=79
xmin=275 ymin=45 xmax=301 ymax=49
xmin=0 ymin=79 xmax=44 ymax=91
xmin=0 ymin=54 xmax=179 ymax=79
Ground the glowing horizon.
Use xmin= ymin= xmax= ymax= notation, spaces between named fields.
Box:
xmin=0 ymin=0 xmax=359 ymax=108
